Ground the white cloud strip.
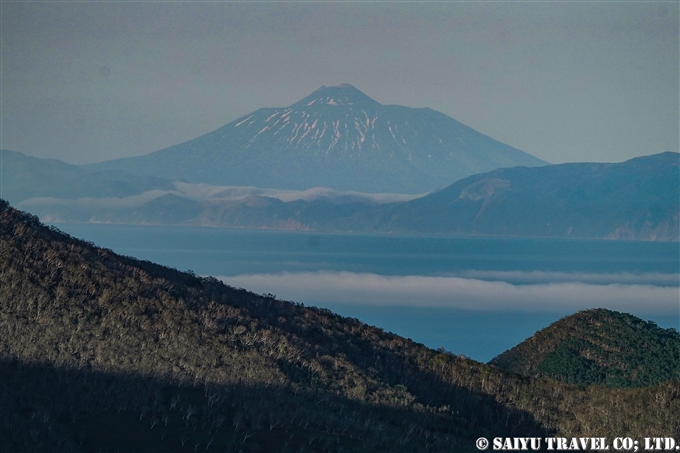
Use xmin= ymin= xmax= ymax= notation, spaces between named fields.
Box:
xmin=446 ymin=270 xmax=680 ymax=287
xmin=173 ymin=182 xmax=425 ymax=204
xmin=17 ymin=183 xmax=425 ymax=211
xmin=220 ymin=271 xmax=680 ymax=315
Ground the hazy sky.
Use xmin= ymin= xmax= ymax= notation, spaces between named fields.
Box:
xmin=1 ymin=1 xmax=678 ymax=165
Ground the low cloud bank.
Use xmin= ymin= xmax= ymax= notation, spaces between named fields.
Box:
xmin=448 ymin=270 xmax=680 ymax=287
xmin=220 ymin=271 xmax=679 ymax=315
xmin=173 ymin=182 xmax=425 ymax=204
xmin=18 ymin=183 xmax=424 ymax=212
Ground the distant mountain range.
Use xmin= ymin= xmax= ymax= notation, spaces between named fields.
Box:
xmin=0 ymin=149 xmax=174 ymax=203
xmin=2 ymin=148 xmax=419 ymax=224
xmin=86 ymin=84 xmax=547 ymax=193
xmin=2 ymin=200 xmax=678 ymax=451
xmin=16 ymin=151 xmax=676 ymax=241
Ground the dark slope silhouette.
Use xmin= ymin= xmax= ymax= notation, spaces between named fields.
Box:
xmin=1 ymin=200 xmax=678 ymax=451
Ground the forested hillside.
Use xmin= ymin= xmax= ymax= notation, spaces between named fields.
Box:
xmin=1 ymin=200 xmax=678 ymax=452
xmin=490 ymin=309 xmax=680 ymax=387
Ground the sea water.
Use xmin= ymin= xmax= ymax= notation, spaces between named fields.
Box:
xmin=52 ymin=223 xmax=680 ymax=362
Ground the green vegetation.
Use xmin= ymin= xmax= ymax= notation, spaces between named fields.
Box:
xmin=490 ymin=309 xmax=680 ymax=387
xmin=1 ymin=200 xmax=679 ymax=452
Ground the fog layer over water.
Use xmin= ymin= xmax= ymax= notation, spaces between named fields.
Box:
xmin=223 ymin=271 xmax=678 ymax=314
xmin=51 ymin=224 xmax=680 ymax=361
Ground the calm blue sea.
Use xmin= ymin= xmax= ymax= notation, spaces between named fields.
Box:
xmin=52 ymin=223 xmax=680 ymax=362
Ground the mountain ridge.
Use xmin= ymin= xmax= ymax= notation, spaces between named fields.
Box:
xmin=362 ymin=151 xmax=679 ymax=240
xmin=0 ymin=149 xmax=175 ymax=204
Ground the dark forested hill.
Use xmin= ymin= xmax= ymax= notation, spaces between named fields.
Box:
xmin=490 ymin=308 xmax=680 ymax=387
xmin=86 ymin=84 xmax=546 ymax=193
xmin=1 ymin=200 xmax=678 ymax=452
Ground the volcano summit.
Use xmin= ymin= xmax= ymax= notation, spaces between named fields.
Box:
xmin=89 ymin=84 xmax=547 ymax=193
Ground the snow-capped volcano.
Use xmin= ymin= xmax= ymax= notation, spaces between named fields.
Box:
xmin=231 ymin=84 xmax=385 ymax=158
xmin=88 ymin=84 xmax=547 ymax=193
xmin=294 ymin=84 xmax=379 ymax=107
